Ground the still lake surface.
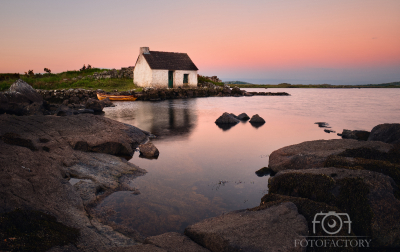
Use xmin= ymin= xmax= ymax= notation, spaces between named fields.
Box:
xmin=97 ymin=88 xmax=400 ymax=237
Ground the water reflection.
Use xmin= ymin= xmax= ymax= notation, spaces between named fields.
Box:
xmin=104 ymin=99 xmax=197 ymax=140
xmin=98 ymin=89 xmax=400 ymax=237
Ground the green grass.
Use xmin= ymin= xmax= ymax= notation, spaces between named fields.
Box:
xmin=0 ymin=68 xmax=140 ymax=92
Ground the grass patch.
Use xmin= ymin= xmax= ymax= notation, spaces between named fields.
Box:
xmin=0 ymin=68 xmax=140 ymax=92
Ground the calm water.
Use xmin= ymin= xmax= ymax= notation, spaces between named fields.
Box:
xmin=96 ymin=88 xmax=400 ymax=237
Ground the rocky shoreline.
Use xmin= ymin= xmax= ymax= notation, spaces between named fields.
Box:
xmin=1 ymin=80 xmax=400 ymax=251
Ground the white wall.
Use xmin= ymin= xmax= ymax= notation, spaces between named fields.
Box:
xmin=151 ymin=70 xmax=168 ymax=88
xmin=133 ymin=54 xmax=152 ymax=87
xmin=173 ymin=70 xmax=198 ymax=87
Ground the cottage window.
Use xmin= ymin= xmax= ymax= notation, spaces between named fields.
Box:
xmin=183 ymin=74 xmax=189 ymax=84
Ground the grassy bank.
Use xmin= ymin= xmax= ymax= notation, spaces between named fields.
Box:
xmin=0 ymin=68 xmax=139 ymax=92
xmin=1 ymin=69 xmax=399 ymax=91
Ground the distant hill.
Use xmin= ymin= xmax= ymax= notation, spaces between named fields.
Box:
xmin=224 ymin=81 xmax=253 ymax=84
xmin=365 ymin=81 xmax=400 ymax=87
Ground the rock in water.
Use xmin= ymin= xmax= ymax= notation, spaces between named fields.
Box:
xmin=185 ymin=202 xmax=308 ymax=252
xmin=215 ymin=112 xmax=240 ymax=124
xmin=338 ymin=129 xmax=370 ymax=140
xmin=85 ymin=98 xmax=103 ymax=112
xmin=268 ymin=139 xmax=393 ymax=173
xmin=249 ymin=114 xmax=265 ymax=124
xmin=139 ymin=142 xmax=159 ymax=159
xmin=237 ymin=112 xmax=250 ymax=121
xmin=9 ymin=79 xmax=43 ymax=103
xmin=368 ymin=123 xmax=400 ymax=144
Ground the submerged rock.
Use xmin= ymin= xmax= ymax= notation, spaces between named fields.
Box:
xmin=185 ymin=202 xmax=308 ymax=252
xmin=368 ymin=123 xmax=400 ymax=144
xmin=139 ymin=142 xmax=159 ymax=159
xmin=215 ymin=112 xmax=240 ymax=124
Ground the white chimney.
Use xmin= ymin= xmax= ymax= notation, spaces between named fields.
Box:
xmin=140 ymin=47 xmax=150 ymax=54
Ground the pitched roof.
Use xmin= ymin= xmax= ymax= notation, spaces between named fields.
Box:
xmin=143 ymin=51 xmax=198 ymax=71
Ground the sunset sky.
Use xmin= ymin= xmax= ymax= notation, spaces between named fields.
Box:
xmin=1 ymin=0 xmax=399 ymax=84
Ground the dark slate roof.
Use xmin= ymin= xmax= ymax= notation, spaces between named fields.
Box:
xmin=143 ymin=51 xmax=198 ymax=71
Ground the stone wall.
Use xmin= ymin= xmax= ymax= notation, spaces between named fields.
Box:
xmin=86 ymin=67 xmax=134 ymax=80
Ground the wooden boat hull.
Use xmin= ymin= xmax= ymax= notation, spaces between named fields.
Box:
xmin=97 ymin=93 xmax=137 ymax=101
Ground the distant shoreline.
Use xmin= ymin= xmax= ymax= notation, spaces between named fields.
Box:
xmin=225 ymin=81 xmax=400 ymax=89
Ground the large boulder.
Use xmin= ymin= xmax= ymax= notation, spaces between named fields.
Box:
xmin=8 ymin=79 xmax=43 ymax=103
xmin=368 ymin=123 xmax=400 ymax=144
xmin=215 ymin=112 xmax=240 ymax=124
xmin=268 ymin=168 xmax=400 ymax=248
xmin=268 ymin=139 xmax=393 ymax=173
xmin=185 ymin=202 xmax=308 ymax=252
xmin=0 ymin=79 xmax=44 ymax=115
xmin=144 ymin=232 xmax=210 ymax=252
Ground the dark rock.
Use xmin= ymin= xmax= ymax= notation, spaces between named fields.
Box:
xmin=99 ymin=97 xmax=115 ymax=108
xmin=144 ymin=232 xmax=210 ymax=252
xmin=269 ymin=168 xmax=400 ymax=247
xmin=237 ymin=113 xmax=250 ymax=121
xmin=77 ymin=109 xmax=95 ymax=114
xmin=0 ymin=114 xmax=149 ymax=251
xmin=69 ymin=96 xmax=80 ymax=104
xmin=55 ymin=105 xmax=75 ymax=116
xmin=0 ymin=80 xmax=44 ymax=115
xmin=315 ymin=122 xmax=329 ymax=128
xmin=268 ymin=139 xmax=393 ymax=173
xmin=0 ymin=209 xmax=80 ymax=252
xmin=185 ymin=202 xmax=308 ymax=252
xmin=324 ymin=129 xmax=335 ymax=133
xmin=1 ymin=132 xmax=37 ymax=151
xmin=230 ymin=86 xmax=242 ymax=95
xmin=8 ymin=79 xmax=43 ymax=103
xmin=255 ymin=167 xmax=276 ymax=177
xmin=215 ymin=112 xmax=239 ymax=124
xmin=368 ymin=123 xmax=400 ymax=144
xmin=139 ymin=142 xmax=159 ymax=159
xmin=338 ymin=129 xmax=370 ymax=140
xmin=249 ymin=114 xmax=265 ymax=124
xmin=85 ymin=98 xmax=103 ymax=112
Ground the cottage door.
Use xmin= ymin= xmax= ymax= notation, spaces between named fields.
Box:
xmin=168 ymin=71 xmax=173 ymax=88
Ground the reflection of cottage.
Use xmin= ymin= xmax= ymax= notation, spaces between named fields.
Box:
xmin=133 ymin=47 xmax=198 ymax=88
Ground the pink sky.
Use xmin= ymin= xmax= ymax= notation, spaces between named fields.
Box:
xmin=0 ymin=0 xmax=399 ymax=84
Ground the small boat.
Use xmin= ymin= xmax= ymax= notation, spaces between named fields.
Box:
xmin=97 ymin=93 xmax=137 ymax=101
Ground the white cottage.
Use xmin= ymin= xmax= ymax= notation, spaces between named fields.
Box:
xmin=133 ymin=47 xmax=198 ymax=88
